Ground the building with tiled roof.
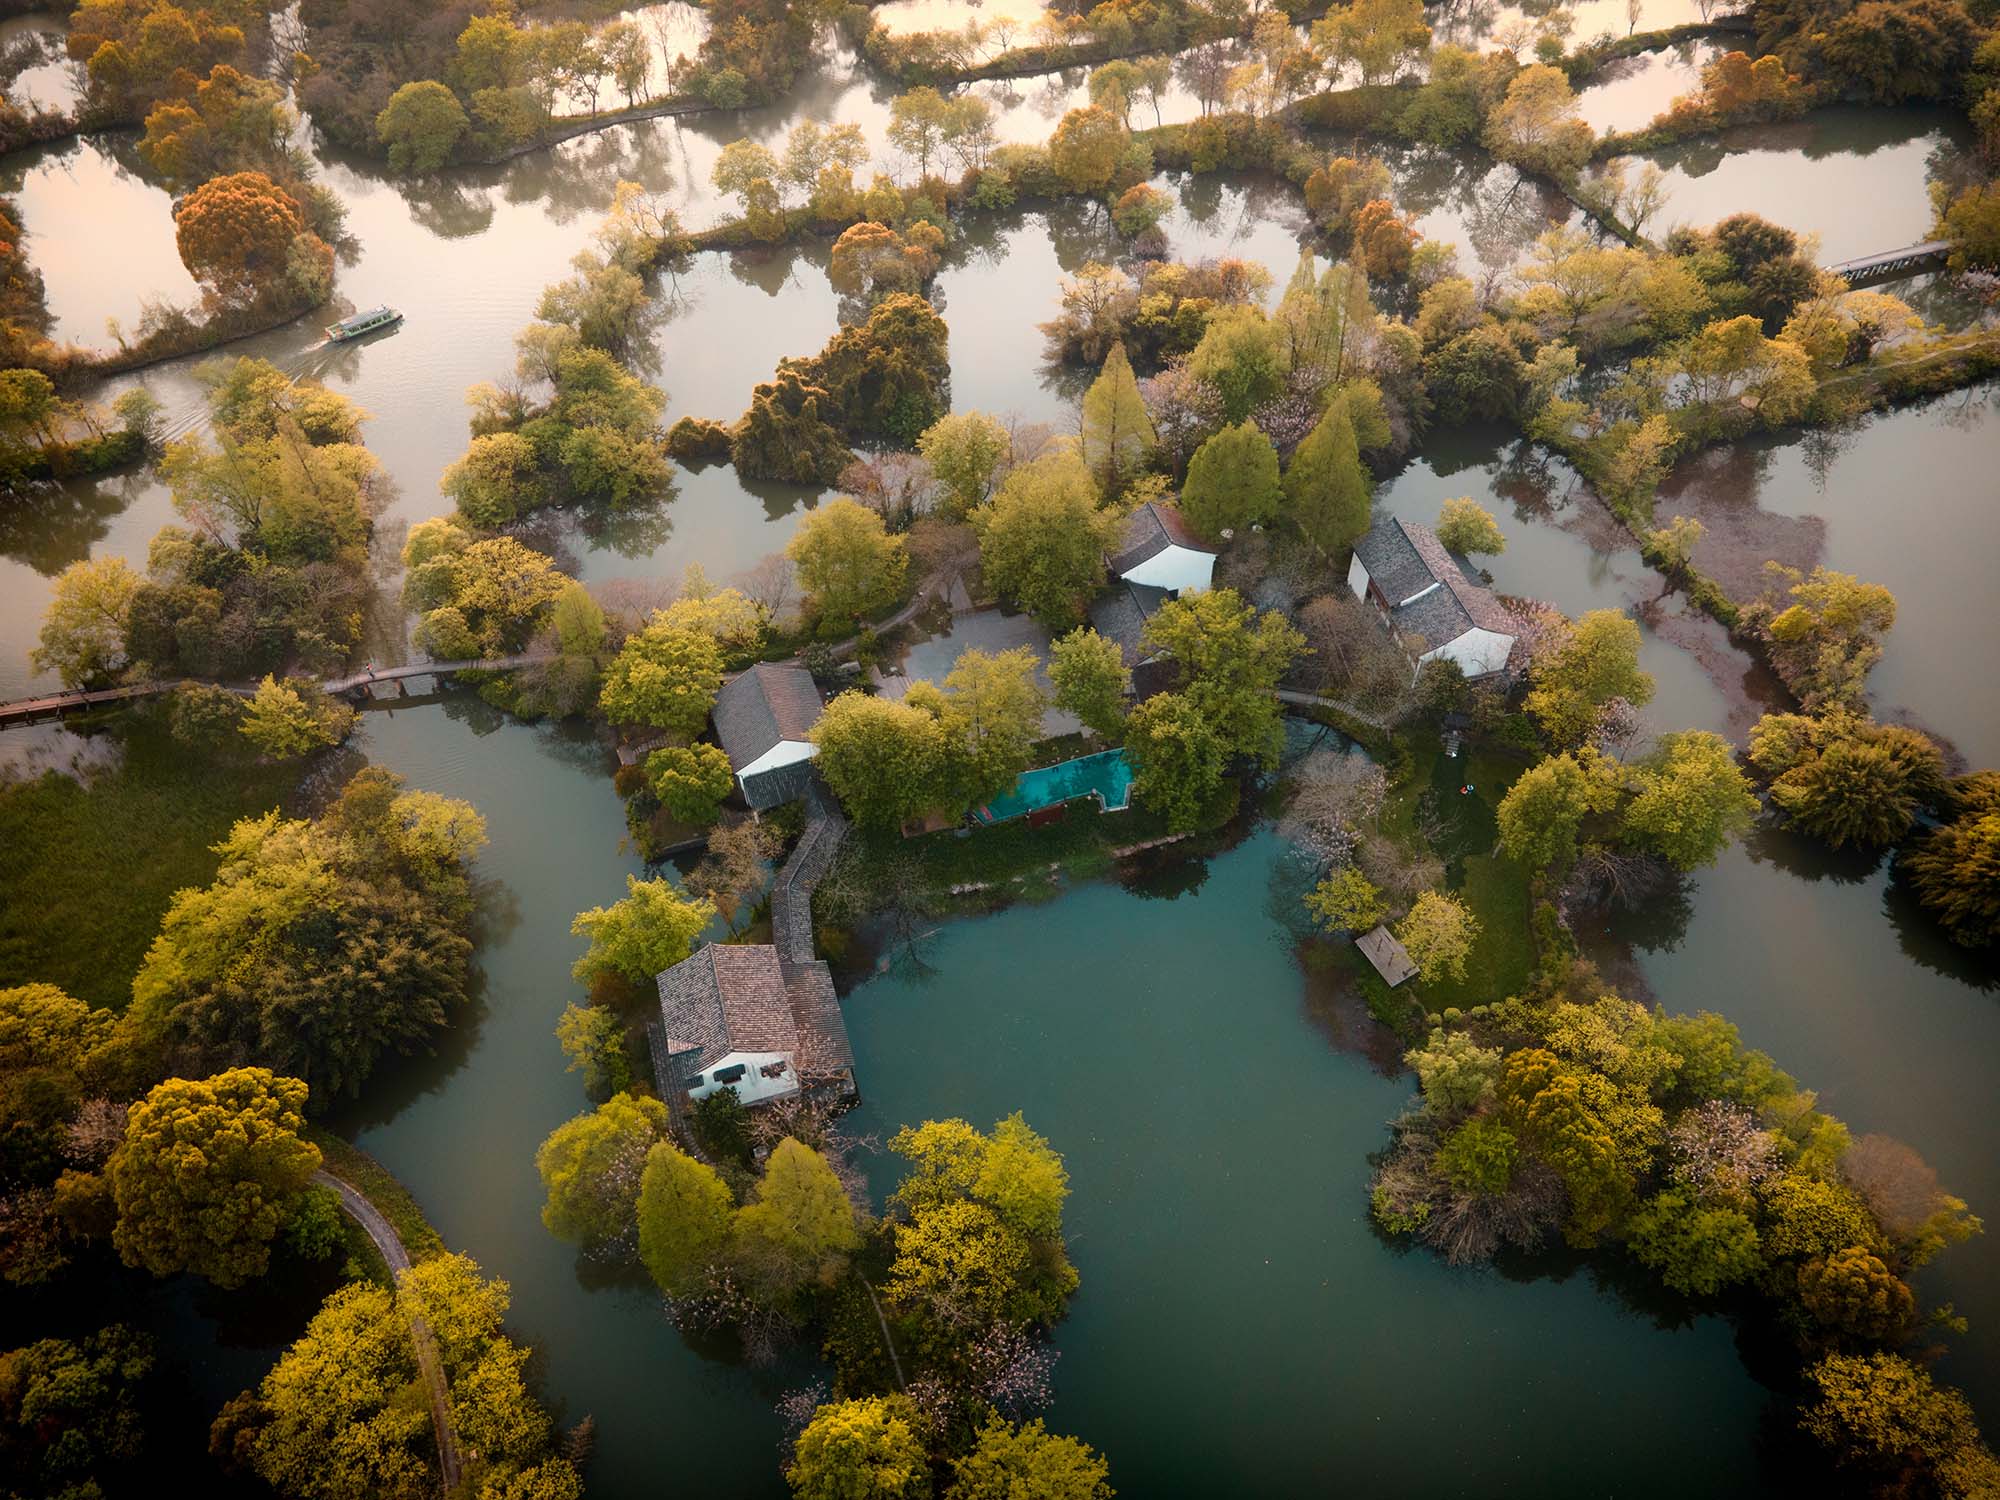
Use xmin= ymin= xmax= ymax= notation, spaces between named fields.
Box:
xmin=711 ymin=662 xmax=825 ymax=811
xmin=1108 ymin=500 xmax=1216 ymax=595
xmin=655 ymin=942 xmax=854 ymax=1107
xmin=1347 ymin=518 xmax=1516 ymax=680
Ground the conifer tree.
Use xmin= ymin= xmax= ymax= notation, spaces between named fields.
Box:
xmin=1180 ymin=420 xmax=1281 ymax=540
xmin=1283 ymin=402 xmax=1371 ymax=555
xmin=1079 ymin=341 xmax=1155 ymax=495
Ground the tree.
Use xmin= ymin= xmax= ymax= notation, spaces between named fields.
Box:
xmin=1079 ymin=342 xmax=1155 ymax=494
xmin=1739 ymin=564 xmax=1897 ymax=712
xmin=570 ymin=875 xmax=714 ymax=986
xmin=32 ymin=555 xmax=141 ymax=687
xmin=1623 ymin=731 xmax=1756 ymax=871
xmin=1483 ymin=64 xmax=1593 ymax=178
xmin=788 ymin=498 xmax=908 ymax=624
xmin=811 ymin=692 xmax=950 ymax=832
xmin=1497 ymin=751 xmax=1616 ymax=872
xmin=938 ymin=647 xmax=1048 ymax=807
xmin=375 ymin=80 xmax=468 ymax=172
xmin=442 ymin=431 xmax=544 ymax=526
xmin=1797 ymin=1247 xmax=1916 ymax=1341
xmin=1124 ymin=690 xmax=1224 ymax=831
xmin=1397 ymin=890 xmax=1479 ymax=983
xmin=1434 ymin=498 xmax=1505 ymax=556
xmin=733 ymin=1138 xmax=859 ymax=1298
xmin=918 ymin=411 xmax=1009 ymax=516
xmin=1305 ymin=866 xmax=1388 ymax=933
xmin=0 ymin=1326 xmax=153 ymax=1496
xmin=1314 ymin=0 xmax=1431 ymax=84
xmin=1187 ymin=305 xmax=1286 ymax=422
xmin=1626 ymin=1187 xmax=1762 ymax=1297
xmin=1049 ymin=627 xmax=1130 ymax=741
xmin=597 ymin=623 xmax=722 ymax=735
xmin=172 ymin=171 xmax=314 ymax=304
xmin=973 ymin=450 xmax=1115 ymax=628
xmin=1902 ymin=773 xmax=2000 ymax=948
xmin=238 ymin=675 xmax=355 ymax=758
xmin=788 ymin=1397 xmax=930 ymax=1500
xmin=555 ymin=1002 xmax=629 ymax=1098
xmin=402 ymin=530 xmax=569 ymax=657
xmin=888 ymin=86 xmax=951 ymax=179
xmin=1049 ymin=105 xmax=1126 ymax=193
xmin=107 ymin=1068 xmax=320 ymax=1288
xmin=949 ymin=1417 xmax=1112 ymax=1500
xmin=636 ymin=1140 xmax=734 ymax=1297
xmin=536 ymin=1093 xmax=667 ymax=1252
xmin=1179 ymin=420 xmax=1281 ymax=541
xmin=235 ymin=1281 xmax=430 ymax=1500
xmin=1140 ymin=588 xmax=1303 ymax=768
xmin=645 ymin=742 xmax=735 ymax=825
xmin=1801 ymin=1352 xmax=1984 ymax=1471
xmin=1282 ymin=401 xmax=1371 ymax=556
xmin=1524 ymin=609 xmax=1655 ymax=749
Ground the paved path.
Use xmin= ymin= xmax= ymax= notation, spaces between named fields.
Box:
xmin=315 ymin=1170 xmax=464 ymax=1496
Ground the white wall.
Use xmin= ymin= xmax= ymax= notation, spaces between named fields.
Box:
xmin=686 ymin=1050 xmax=801 ymax=1106
xmin=1346 ymin=552 xmax=1370 ymax=601
xmin=1420 ymin=628 xmax=1515 ymax=679
xmin=736 ymin=737 xmax=817 ymax=787
xmin=1123 ymin=544 xmax=1215 ymax=594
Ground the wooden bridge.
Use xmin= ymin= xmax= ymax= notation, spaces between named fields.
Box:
xmin=1824 ymin=240 xmax=1952 ymax=285
xmin=0 ymin=654 xmax=557 ymax=731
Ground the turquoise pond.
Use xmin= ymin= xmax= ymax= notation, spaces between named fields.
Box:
xmin=978 ymin=748 xmax=1134 ymax=822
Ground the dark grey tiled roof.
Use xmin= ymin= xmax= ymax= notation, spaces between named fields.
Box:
xmin=1087 ymin=582 xmax=1170 ymax=668
xmin=1352 ymin=517 xmax=1437 ymax=605
xmin=1109 ymin=501 xmax=1212 ymax=575
xmin=1392 ymin=583 xmax=1476 ymax=654
xmin=741 ymin=757 xmax=819 ymax=813
xmin=657 ymin=944 xmax=798 ymax=1072
xmin=1404 ymin=524 xmax=1516 ymax=636
xmin=712 ymin=664 xmax=824 ymax=772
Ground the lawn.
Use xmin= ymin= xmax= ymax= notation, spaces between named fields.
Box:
xmin=0 ymin=718 xmax=305 ymax=1011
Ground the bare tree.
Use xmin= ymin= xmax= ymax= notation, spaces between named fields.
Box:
xmin=735 ymin=553 xmax=798 ymax=626
xmin=1281 ymin=749 xmax=1388 ymax=868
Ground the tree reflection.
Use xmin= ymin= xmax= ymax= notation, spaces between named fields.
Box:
xmin=0 ymin=471 xmax=143 ymax=574
xmin=1739 ymin=822 xmax=1882 ymax=886
xmin=1882 ymin=865 xmax=1999 ymax=994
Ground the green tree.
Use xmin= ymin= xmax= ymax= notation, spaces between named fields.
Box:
xmin=1524 ymin=608 xmax=1655 ymax=749
xmin=1407 ymin=1030 xmax=1502 ymax=1115
xmin=1048 ymin=626 xmax=1130 ymax=741
xmin=974 ymin=450 xmax=1116 ymax=628
xmin=1282 ymin=401 xmax=1371 ymax=556
xmin=1305 ymin=866 xmax=1387 ymax=933
xmin=1496 ymin=750 xmax=1616 ymax=871
xmin=1801 ymin=1352 xmax=1984 ymax=1471
xmin=555 ymin=1002 xmax=629 ymax=1098
xmin=732 ymin=1138 xmax=860 ymax=1298
xmin=1123 ymin=690 xmax=1224 ymax=831
xmin=636 ymin=1140 xmax=734 ymax=1297
xmin=231 ymin=1281 xmax=431 ymax=1500
xmin=375 ymin=80 xmax=468 ymax=172
xmin=402 ymin=529 xmax=569 ymax=657
xmin=0 ymin=1327 xmax=153 ymax=1495
xmin=1483 ymin=63 xmax=1593 ymax=178
xmin=1396 ymin=890 xmax=1480 ymax=983
xmin=644 ymin=742 xmax=735 ymax=825
xmin=569 ymin=875 xmax=715 ymax=985
xmin=1179 ymin=420 xmax=1281 ymax=541
xmin=788 ymin=1397 xmax=931 ymax=1500
xmin=108 ymin=1068 xmax=321 ymax=1288
xmin=948 ymin=1418 xmax=1113 ymax=1500
xmin=32 ymin=555 xmax=141 ymax=687
xmin=441 ymin=431 xmax=543 ymax=527
xmin=887 ymin=86 xmax=951 ymax=179
xmin=936 ymin=646 xmax=1048 ymax=807
xmin=1627 ymin=1187 xmax=1762 ymax=1297
xmin=1434 ymin=497 xmax=1505 ymax=556
xmin=1140 ymin=587 xmax=1303 ymax=768
xmin=535 ymin=1092 xmax=668 ymax=1252
xmin=1623 ymin=731 xmax=1756 ymax=871
xmin=918 ymin=411 xmax=1009 ymax=516
xmin=1079 ymin=342 xmax=1155 ymax=494
xmin=238 ymin=675 xmax=356 ymax=758
xmin=1796 ymin=1246 xmax=1917 ymax=1341
xmin=788 ymin=497 xmax=908 ymax=624
xmin=1902 ymin=773 xmax=2000 ymax=949
xmin=1049 ymin=105 xmax=1127 ymax=192
xmin=1187 ymin=305 xmax=1286 ymax=422
xmin=597 ymin=623 xmax=723 ymax=735
xmin=811 ymin=691 xmax=951 ymax=831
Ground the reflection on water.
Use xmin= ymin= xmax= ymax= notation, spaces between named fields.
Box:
xmin=1577 ymin=41 xmax=1716 ymax=134
xmin=0 ymin=12 xmax=79 ymax=113
xmin=1429 ymin=0 xmax=1719 ymax=53
xmin=1636 ymin=105 xmax=1974 ymax=262
xmin=872 ymin=0 xmax=1049 ymax=39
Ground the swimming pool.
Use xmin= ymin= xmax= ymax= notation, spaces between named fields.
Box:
xmin=976 ymin=749 xmax=1135 ymax=823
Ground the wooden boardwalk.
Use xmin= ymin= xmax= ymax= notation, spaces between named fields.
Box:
xmin=0 ymin=654 xmax=557 ymax=731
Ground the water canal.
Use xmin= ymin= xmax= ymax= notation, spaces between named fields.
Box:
xmin=3 ymin=10 xmax=1998 ymax=1495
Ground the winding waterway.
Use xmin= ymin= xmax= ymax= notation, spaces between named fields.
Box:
xmin=3 ymin=12 xmax=1998 ymax=1495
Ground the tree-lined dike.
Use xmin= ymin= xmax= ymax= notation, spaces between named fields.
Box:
xmin=4 ymin=0 xmax=2000 ymax=1496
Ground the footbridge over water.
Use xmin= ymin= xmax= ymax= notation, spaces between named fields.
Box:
xmin=1824 ymin=240 xmax=1952 ymax=285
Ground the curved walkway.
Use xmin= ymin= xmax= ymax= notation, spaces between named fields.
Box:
xmin=314 ymin=1169 xmax=464 ymax=1496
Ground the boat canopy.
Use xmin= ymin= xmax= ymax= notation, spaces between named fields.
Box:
xmin=329 ymin=307 xmax=397 ymax=334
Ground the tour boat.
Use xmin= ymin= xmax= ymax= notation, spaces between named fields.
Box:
xmin=324 ymin=306 xmax=403 ymax=342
